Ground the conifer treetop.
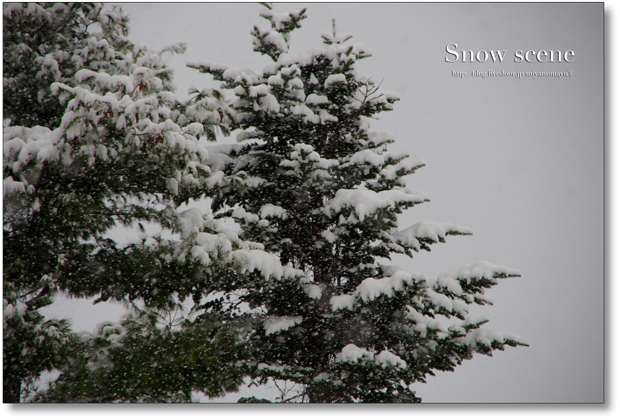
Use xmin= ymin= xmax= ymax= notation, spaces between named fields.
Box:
xmin=185 ymin=5 xmax=527 ymax=403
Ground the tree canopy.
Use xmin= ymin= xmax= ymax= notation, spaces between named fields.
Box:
xmin=186 ymin=4 xmax=528 ymax=403
xmin=3 ymin=2 xmax=248 ymax=402
xmin=3 ymin=3 xmax=527 ymax=403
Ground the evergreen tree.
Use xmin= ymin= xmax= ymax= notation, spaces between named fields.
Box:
xmin=189 ymin=5 xmax=528 ymax=403
xmin=2 ymin=3 xmax=131 ymax=401
xmin=4 ymin=3 xmax=298 ymax=402
xmin=31 ymin=306 xmax=244 ymax=403
xmin=5 ymin=3 xmax=529 ymax=403
xmin=3 ymin=3 xmax=125 ymax=128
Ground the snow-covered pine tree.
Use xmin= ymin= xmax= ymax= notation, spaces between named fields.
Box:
xmin=4 ymin=3 xmax=300 ymax=402
xmin=31 ymin=305 xmax=245 ymax=403
xmin=190 ymin=5 xmax=529 ymax=403
xmin=3 ymin=3 xmax=125 ymax=402
xmin=3 ymin=3 xmax=122 ymax=128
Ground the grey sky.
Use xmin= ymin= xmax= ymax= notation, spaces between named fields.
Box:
xmin=42 ymin=2 xmax=604 ymax=403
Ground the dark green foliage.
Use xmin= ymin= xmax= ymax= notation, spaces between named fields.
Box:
xmin=188 ymin=5 xmax=527 ymax=403
xmin=237 ymin=396 xmax=272 ymax=403
xmin=3 ymin=3 xmax=240 ymax=403
xmin=4 ymin=3 xmax=527 ymax=404
xmin=3 ymin=3 xmax=127 ymax=128
xmin=34 ymin=309 xmax=244 ymax=403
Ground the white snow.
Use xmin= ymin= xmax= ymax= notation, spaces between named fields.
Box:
xmin=375 ymin=350 xmax=407 ymax=369
xmin=4 ymin=177 xmax=26 ymax=196
xmin=473 ymin=293 xmax=494 ymax=305
xmin=316 ymin=157 xmax=339 ymax=169
xmin=205 ymin=171 xmax=225 ymax=188
xmin=356 ymin=271 xmax=420 ymax=302
xmin=178 ymin=207 xmax=205 ymax=238
xmin=193 ymin=232 xmax=234 ymax=259
xmin=335 ymin=344 xmax=407 ymax=369
xmin=232 ymin=207 xmax=259 ymax=223
xmin=319 ymin=110 xmax=338 ymax=124
xmin=426 ymin=289 xmax=470 ymax=318
xmin=336 ymin=344 xmax=373 ymax=363
xmin=294 ymin=143 xmax=314 ymax=154
xmin=461 ymin=315 xmax=490 ymax=329
xmin=457 ymin=327 xmax=530 ymax=349
xmin=221 ymin=66 xmax=261 ymax=85
xmin=257 ymin=94 xmax=280 ymax=113
xmin=264 ymin=316 xmax=303 ymax=335
xmin=324 ymin=187 xmax=426 ymax=222
xmin=232 ymin=249 xmax=303 ymax=280
xmin=367 ymin=131 xmax=395 ymax=146
xmin=321 ymin=230 xmax=338 ymax=243
xmin=287 ymin=78 xmax=303 ymax=90
xmin=291 ymin=103 xmax=319 ymax=124
xmin=260 ymin=204 xmax=288 ymax=219
xmin=434 ymin=274 xmax=464 ymax=295
xmin=324 ymin=73 xmax=346 ymax=87
xmin=183 ymin=122 xmax=204 ymax=136
xmin=267 ymin=74 xmax=284 ymax=86
xmin=405 ymin=306 xmax=441 ymax=337
xmin=302 ymin=284 xmax=322 ymax=299
xmin=393 ymin=221 xmax=473 ymax=251
xmin=166 ymin=178 xmax=179 ymax=195
xmin=502 ymin=332 xmax=530 ymax=346
xmin=3 ymin=301 xmax=28 ymax=318
xmin=280 ymin=64 xmax=300 ymax=78
xmin=256 ymin=363 xmax=286 ymax=373
xmin=436 ymin=261 xmax=521 ymax=286
xmin=249 ymin=84 xmax=270 ymax=98
xmin=330 ymin=294 xmax=355 ymax=311
xmin=349 ymin=149 xmax=385 ymax=166
xmin=264 ymin=31 xmax=288 ymax=53
xmin=379 ymin=159 xmax=425 ymax=180
xmin=305 ymin=93 xmax=329 ymax=105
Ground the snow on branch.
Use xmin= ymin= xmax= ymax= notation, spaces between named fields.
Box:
xmin=427 ymin=261 xmax=522 ymax=318
xmin=393 ymin=221 xmax=473 ymax=252
xmin=330 ymin=270 xmax=428 ymax=311
xmin=335 ymin=344 xmax=407 ymax=369
xmin=264 ymin=316 xmax=303 ymax=335
xmin=324 ymin=187 xmax=427 ymax=222
xmin=455 ymin=327 xmax=530 ymax=355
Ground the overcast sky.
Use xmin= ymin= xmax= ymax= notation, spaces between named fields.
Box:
xmin=41 ymin=2 xmax=604 ymax=404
